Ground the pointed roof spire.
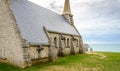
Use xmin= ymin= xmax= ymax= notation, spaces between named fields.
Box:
xmin=62 ymin=0 xmax=72 ymax=15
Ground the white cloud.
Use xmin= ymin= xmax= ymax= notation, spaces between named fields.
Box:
xmin=28 ymin=0 xmax=120 ymax=43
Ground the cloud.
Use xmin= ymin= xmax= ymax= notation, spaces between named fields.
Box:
xmin=71 ymin=0 xmax=120 ymax=42
xmin=29 ymin=0 xmax=120 ymax=43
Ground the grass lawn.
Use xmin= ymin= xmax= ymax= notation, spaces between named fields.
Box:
xmin=0 ymin=52 xmax=120 ymax=71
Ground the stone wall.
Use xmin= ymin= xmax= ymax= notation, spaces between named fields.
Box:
xmin=30 ymin=46 xmax=49 ymax=60
xmin=48 ymin=31 xmax=83 ymax=56
xmin=0 ymin=0 xmax=83 ymax=68
xmin=0 ymin=0 xmax=28 ymax=68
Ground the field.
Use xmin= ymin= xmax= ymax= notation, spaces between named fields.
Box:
xmin=0 ymin=52 xmax=120 ymax=71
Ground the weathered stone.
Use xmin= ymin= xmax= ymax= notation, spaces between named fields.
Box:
xmin=0 ymin=0 xmax=84 ymax=68
xmin=49 ymin=41 xmax=57 ymax=62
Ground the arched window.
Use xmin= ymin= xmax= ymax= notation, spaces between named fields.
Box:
xmin=54 ymin=37 xmax=57 ymax=48
xmin=67 ymin=38 xmax=69 ymax=47
xmin=64 ymin=38 xmax=66 ymax=47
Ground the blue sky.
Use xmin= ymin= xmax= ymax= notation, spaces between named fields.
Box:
xmin=29 ymin=0 xmax=120 ymax=44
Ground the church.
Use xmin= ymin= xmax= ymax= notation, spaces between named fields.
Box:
xmin=0 ymin=0 xmax=84 ymax=68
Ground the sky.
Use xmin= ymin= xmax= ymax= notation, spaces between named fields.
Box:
xmin=28 ymin=0 xmax=120 ymax=44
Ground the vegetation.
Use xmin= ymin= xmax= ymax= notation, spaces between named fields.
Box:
xmin=0 ymin=52 xmax=120 ymax=71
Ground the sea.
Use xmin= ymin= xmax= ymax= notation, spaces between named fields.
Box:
xmin=89 ymin=44 xmax=120 ymax=52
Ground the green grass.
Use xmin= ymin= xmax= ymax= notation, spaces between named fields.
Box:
xmin=0 ymin=52 xmax=120 ymax=71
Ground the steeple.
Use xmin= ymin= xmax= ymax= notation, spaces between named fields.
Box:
xmin=63 ymin=0 xmax=72 ymax=15
xmin=62 ymin=0 xmax=74 ymax=25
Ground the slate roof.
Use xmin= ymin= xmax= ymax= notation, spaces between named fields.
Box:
xmin=10 ymin=0 xmax=79 ymax=45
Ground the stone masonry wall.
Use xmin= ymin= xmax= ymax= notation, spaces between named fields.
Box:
xmin=0 ymin=0 xmax=27 ymax=68
xmin=48 ymin=32 xmax=82 ymax=56
xmin=30 ymin=46 xmax=49 ymax=60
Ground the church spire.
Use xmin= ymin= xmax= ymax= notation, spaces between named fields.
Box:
xmin=62 ymin=0 xmax=72 ymax=15
xmin=62 ymin=0 xmax=74 ymax=25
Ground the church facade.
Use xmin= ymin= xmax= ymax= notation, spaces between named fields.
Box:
xmin=0 ymin=0 xmax=84 ymax=68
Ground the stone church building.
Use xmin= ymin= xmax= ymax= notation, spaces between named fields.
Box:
xmin=0 ymin=0 xmax=84 ymax=68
